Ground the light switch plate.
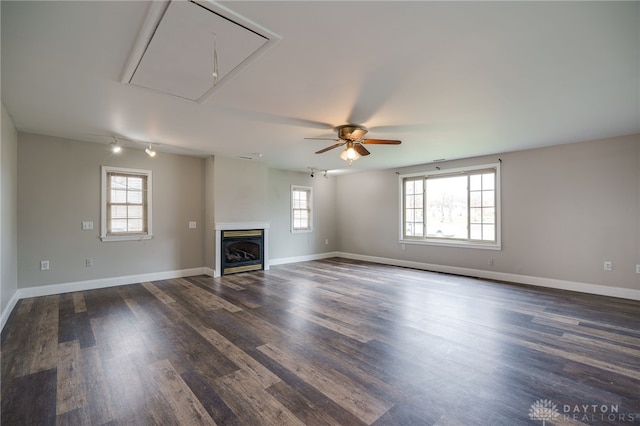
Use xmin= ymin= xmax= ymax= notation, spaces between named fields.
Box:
xmin=189 ymin=221 xmax=197 ymax=229
xmin=82 ymin=221 xmax=94 ymax=230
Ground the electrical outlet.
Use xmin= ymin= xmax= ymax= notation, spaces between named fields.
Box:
xmin=401 ymin=244 xmax=406 ymax=251
xmin=325 ymin=239 xmax=329 ymax=245
xmin=636 ymin=264 xmax=640 ymax=274
xmin=488 ymin=258 xmax=494 ymax=266
xmin=40 ymin=260 xmax=49 ymax=270
xmin=86 ymin=258 xmax=93 ymax=267
xmin=188 ymin=221 xmax=197 ymax=229
xmin=604 ymin=261 xmax=613 ymax=272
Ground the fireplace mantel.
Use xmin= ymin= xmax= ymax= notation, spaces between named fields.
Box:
xmin=215 ymin=222 xmax=270 ymax=231
xmin=214 ymin=222 xmax=270 ymax=277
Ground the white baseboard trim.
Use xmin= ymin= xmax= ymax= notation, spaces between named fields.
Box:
xmin=269 ymin=251 xmax=340 ymax=266
xmin=17 ymin=267 xmax=206 ymax=300
xmin=336 ymin=252 xmax=640 ymax=301
xmin=3 ymin=253 xmax=638 ymax=333
xmin=1 ymin=267 xmax=208 ymax=333
xmin=1 ymin=290 xmax=21 ymax=332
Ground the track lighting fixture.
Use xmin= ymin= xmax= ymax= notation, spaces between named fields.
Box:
xmin=309 ymin=167 xmax=329 ymax=178
xmin=212 ymin=33 xmax=219 ymax=86
xmin=110 ymin=137 xmax=122 ymax=153
xmin=145 ymin=145 xmax=156 ymax=157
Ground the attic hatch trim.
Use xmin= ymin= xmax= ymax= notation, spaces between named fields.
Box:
xmin=120 ymin=0 xmax=281 ymax=103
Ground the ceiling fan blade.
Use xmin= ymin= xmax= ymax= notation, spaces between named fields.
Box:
xmin=315 ymin=142 xmax=345 ymax=154
xmin=361 ymin=139 xmax=402 ymax=145
xmin=349 ymin=128 xmax=368 ymax=140
xmin=354 ymin=143 xmax=370 ymax=156
xmin=305 ymin=137 xmax=340 ymax=141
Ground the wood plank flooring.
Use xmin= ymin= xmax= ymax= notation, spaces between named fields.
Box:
xmin=2 ymin=258 xmax=640 ymax=425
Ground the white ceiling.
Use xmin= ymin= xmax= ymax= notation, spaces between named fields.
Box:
xmin=2 ymin=1 xmax=639 ymax=173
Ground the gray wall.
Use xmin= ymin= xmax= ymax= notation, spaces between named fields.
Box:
xmin=268 ymin=168 xmax=337 ymax=260
xmin=336 ymin=134 xmax=640 ymax=291
xmin=213 ymin=156 xmax=268 ymax=223
xmin=17 ymin=133 xmax=205 ymax=288
xmin=7 ymin=129 xmax=640 ymax=300
xmin=1 ymin=104 xmax=18 ymax=317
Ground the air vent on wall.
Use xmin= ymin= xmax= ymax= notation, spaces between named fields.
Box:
xmin=121 ymin=0 xmax=280 ymax=102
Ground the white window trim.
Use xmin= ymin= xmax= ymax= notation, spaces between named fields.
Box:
xmin=101 ymin=166 xmax=153 ymax=242
xmin=291 ymin=185 xmax=313 ymax=233
xmin=398 ymin=162 xmax=501 ymax=250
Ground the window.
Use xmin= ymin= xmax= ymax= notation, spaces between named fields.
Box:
xmin=291 ymin=185 xmax=312 ymax=232
xmin=101 ymin=166 xmax=152 ymax=241
xmin=400 ymin=163 xmax=500 ymax=249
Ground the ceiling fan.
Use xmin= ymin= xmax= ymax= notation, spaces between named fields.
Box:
xmin=306 ymin=125 xmax=401 ymax=166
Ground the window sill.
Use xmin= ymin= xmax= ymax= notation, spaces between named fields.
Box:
xmin=101 ymin=234 xmax=153 ymax=242
xmin=400 ymin=238 xmax=501 ymax=251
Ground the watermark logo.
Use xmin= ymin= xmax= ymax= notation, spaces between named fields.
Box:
xmin=529 ymin=399 xmax=638 ymax=423
xmin=529 ymin=399 xmax=560 ymax=425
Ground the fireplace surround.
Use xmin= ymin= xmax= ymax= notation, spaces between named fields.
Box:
xmin=221 ymin=229 xmax=263 ymax=275
xmin=214 ymin=222 xmax=270 ymax=277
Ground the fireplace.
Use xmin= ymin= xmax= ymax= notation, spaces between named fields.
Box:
xmin=221 ymin=229 xmax=264 ymax=275
xmin=213 ymin=222 xmax=270 ymax=277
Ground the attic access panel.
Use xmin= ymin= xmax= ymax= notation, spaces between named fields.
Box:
xmin=122 ymin=0 xmax=279 ymax=102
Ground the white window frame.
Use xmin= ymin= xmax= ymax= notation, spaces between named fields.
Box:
xmin=399 ymin=162 xmax=501 ymax=250
xmin=101 ymin=166 xmax=153 ymax=242
xmin=291 ymin=185 xmax=313 ymax=233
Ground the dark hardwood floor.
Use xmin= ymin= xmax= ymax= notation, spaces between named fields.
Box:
xmin=2 ymin=258 xmax=640 ymax=425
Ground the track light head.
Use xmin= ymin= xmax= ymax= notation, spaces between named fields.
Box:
xmin=145 ymin=145 xmax=156 ymax=157
xmin=110 ymin=137 xmax=122 ymax=153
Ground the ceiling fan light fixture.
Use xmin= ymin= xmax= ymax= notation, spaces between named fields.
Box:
xmin=339 ymin=142 xmax=360 ymax=166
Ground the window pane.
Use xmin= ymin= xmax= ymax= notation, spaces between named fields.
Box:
xmin=401 ymin=167 xmax=497 ymax=245
xmin=112 ymin=190 xmax=127 ymax=203
xmin=127 ymin=190 xmax=142 ymax=204
xmin=128 ymin=177 xmax=143 ymax=190
xmin=470 ymin=191 xmax=481 ymax=207
xmin=426 ymin=176 xmax=467 ymax=239
xmin=406 ymin=209 xmax=414 ymax=223
xmin=470 ymin=207 xmax=482 ymax=223
xmin=111 ymin=206 xmax=125 ymax=219
xmin=483 ymin=224 xmax=495 ymax=241
xmin=292 ymin=188 xmax=311 ymax=231
xmin=483 ymin=208 xmax=495 ymax=223
xmin=470 ymin=223 xmax=482 ymax=240
xmin=111 ymin=176 xmax=127 ymax=189
xmin=482 ymin=190 xmax=494 ymax=207
xmin=104 ymin=169 xmax=151 ymax=238
xmin=406 ymin=181 xmax=415 ymax=195
xmin=405 ymin=196 xmax=414 ymax=209
xmin=111 ymin=219 xmax=127 ymax=233
xmin=482 ymin=173 xmax=495 ymax=190
xmin=128 ymin=205 xmax=143 ymax=219
xmin=470 ymin=174 xmax=482 ymax=191
xmin=128 ymin=219 xmax=143 ymax=232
